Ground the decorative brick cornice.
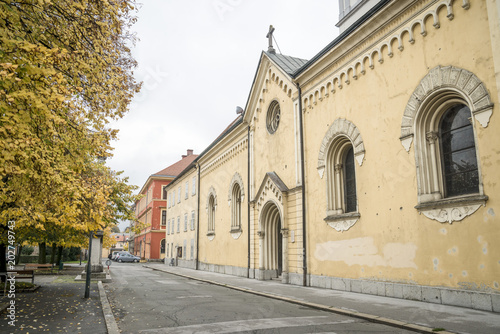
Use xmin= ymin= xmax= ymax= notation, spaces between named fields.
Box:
xmin=201 ymin=138 xmax=248 ymax=175
xmin=301 ymin=0 xmax=470 ymax=111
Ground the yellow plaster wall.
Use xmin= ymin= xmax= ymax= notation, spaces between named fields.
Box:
xmin=198 ymin=130 xmax=249 ymax=268
xmin=302 ymin=1 xmax=500 ymax=291
xmin=252 ymin=74 xmax=298 ymax=190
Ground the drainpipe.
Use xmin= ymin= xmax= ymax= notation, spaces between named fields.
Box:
xmin=296 ymin=83 xmax=307 ymax=287
xmin=195 ymin=163 xmax=201 ymax=270
xmin=247 ymin=125 xmax=251 ymax=278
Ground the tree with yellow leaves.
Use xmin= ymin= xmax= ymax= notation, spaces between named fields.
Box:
xmin=0 ymin=0 xmax=141 ymax=273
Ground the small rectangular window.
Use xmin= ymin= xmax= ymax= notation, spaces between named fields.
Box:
xmin=178 ymin=187 xmax=181 ymax=203
xmin=192 ymin=177 xmax=196 ymax=195
xmin=161 ymin=210 xmax=167 ymax=227
xmin=184 ymin=213 xmax=188 ymax=232
xmin=177 ymin=217 xmax=180 ymax=233
xmin=162 ymin=186 xmax=168 ymax=200
xmin=191 ymin=211 xmax=195 ymax=230
xmin=172 ymin=191 xmax=175 ymax=207
xmin=190 ymin=239 xmax=194 ymax=260
xmin=167 ymin=219 xmax=170 ymax=235
xmin=185 ymin=181 xmax=189 ymax=199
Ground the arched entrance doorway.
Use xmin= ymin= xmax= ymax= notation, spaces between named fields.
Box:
xmin=259 ymin=202 xmax=283 ymax=279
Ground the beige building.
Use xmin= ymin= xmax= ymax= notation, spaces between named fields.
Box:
xmin=164 ymin=157 xmax=199 ymax=268
xmin=164 ymin=0 xmax=500 ymax=312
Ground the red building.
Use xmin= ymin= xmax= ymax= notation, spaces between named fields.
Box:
xmin=132 ymin=150 xmax=197 ymax=260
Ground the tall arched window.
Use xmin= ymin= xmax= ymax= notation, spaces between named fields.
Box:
xmin=343 ymin=147 xmax=357 ymax=213
xmin=208 ymin=195 xmax=216 ymax=234
xmin=400 ymin=66 xmax=491 ymax=224
xmin=231 ymin=183 xmax=242 ymax=231
xmin=439 ymin=104 xmax=479 ymax=197
xmin=160 ymin=239 xmax=165 ymax=254
xmin=326 ymin=136 xmax=358 ymax=215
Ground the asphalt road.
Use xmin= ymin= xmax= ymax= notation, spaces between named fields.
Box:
xmin=104 ymin=262 xmax=416 ymax=333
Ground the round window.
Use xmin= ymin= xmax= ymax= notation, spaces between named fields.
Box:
xmin=266 ymin=100 xmax=280 ymax=134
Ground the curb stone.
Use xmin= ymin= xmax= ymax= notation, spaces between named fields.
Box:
xmin=98 ymin=281 xmax=120 ymax=334
xmin=144 ymin=265 xmax=456 ymax=334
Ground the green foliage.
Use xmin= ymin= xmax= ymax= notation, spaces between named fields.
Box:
xmin=21 ymin=245 xmax=34 ymax=255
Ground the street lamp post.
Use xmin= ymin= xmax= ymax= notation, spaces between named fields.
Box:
xmin=84 ymin=231 xmax=93 ymax=298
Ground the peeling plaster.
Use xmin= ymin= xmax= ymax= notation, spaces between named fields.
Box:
xmin=478 ymin=236 xmax=488 ymax=255
xmin=314 ymin=237 xmax=418 ymax=269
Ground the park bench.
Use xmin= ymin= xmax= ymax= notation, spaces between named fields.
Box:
xmin=6 ymin=270 xmax=35 ymax=284
xmin=24 ymin=263 xmax=54 ymax=272
xmin=1 ymin=269 xmax=35 ymax=296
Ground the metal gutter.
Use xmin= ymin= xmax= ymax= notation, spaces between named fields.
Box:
xmin=296 ymin=83 xmax=307 ymax=287
xmin=247 ymin=126 xmax=251 ymax=278
xmin=195 ymin=162 xmax=201 ymax=271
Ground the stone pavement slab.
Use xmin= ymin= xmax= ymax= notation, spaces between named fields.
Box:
xmin=0 ymin=275 xmax=106 ymax=333
xmin=144 ymin=264 xmax=500 ymax=334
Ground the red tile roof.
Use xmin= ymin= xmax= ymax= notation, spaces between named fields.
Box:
xmin=153 ymin=150 xmax=198 ymax=177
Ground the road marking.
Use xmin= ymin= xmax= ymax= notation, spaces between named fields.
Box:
xmin=176 ymin=295 xmax=212 ymax=299
xmin=139 ymin=316 xmax=354 ymax=333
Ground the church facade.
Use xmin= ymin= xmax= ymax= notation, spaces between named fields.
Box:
xmin=164 ymin=0 xmax=500 ymax=312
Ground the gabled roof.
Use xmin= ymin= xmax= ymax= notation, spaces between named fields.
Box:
xmin=153 ymin=152 xmax=198 ymax=178
xmin=265 ymin=51 xmax=308 ymax=76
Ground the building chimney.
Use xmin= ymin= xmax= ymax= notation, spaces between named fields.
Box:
xmin=182 ymin=149 xmax=194 ymax=159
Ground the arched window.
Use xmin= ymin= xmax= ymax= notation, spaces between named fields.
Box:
xmin=208 ymin=195 xmax=216 ymax=234
xmin=413 ymin=96 xmax=482 ymax=204
xmin=343 ymin=147 xmax=357 ymax=213
xmin=231 ymin=183 xmax=242 ymax=231
xmin=401 ymin=67 xmax=492 ymax=223
xmin=326 ymin=136 xmax=357 ymax=215
xmin=160 ymin=239 xmax=165 ymax=254
xmin=439 ymin=104 xmax=479 ymax=197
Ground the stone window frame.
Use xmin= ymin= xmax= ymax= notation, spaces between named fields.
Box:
xmin=190 ymin=210 xmax=196 ymax=231
xmin=400 ymin=66 xmax=492 ymax=224
xmin=206 ymin=186 xmax=217 ymax=237
xmin=228 ymin=172 xmax=245 ymax=234
xmin=318 ymin=118 xmax=365 ymax=232
xmin=160 ymin=209 xmax=167 ymax=228
xmin=192 ymin=176 xmax=197 ymax=196
xmin=266 ymin=99 xmax=281 ymax=134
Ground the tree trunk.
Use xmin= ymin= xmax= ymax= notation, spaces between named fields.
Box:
xmin=50 ymin=243 xmax=56 ymax=264
xmin=38 ymin=242 xmax=46 ymax=264
xmin=0 ymin=243 xmax=6 ymax=283
xmin=15 ymin=245 xmax=23 ymax=265
xmin=56 ymin=246 xmax=63 ymax=265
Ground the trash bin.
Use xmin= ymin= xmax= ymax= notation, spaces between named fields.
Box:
xmin=59 ymin=262 xmax=64 ymax=270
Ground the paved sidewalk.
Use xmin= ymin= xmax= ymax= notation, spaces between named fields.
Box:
xmin=144 ymin=263 xmax=500 ymax=334
xmin=0 ymin=274 xmax=107 ymax=333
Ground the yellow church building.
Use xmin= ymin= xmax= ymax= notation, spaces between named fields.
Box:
xmin=164 ymin=0 xmax=500 ymax=312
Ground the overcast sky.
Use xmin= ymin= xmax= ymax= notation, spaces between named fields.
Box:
xmin=107 ymin=0 xmax=340 ymax=209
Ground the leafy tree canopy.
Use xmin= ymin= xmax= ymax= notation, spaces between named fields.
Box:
xmin=0 ymin=0 xmax=141 ymax=248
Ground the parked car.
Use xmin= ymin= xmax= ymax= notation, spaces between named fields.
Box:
xmin=113 ymin=251 xmax=130 ymax=261
xmin=117 ymin=253 xmax=140 ymax=263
